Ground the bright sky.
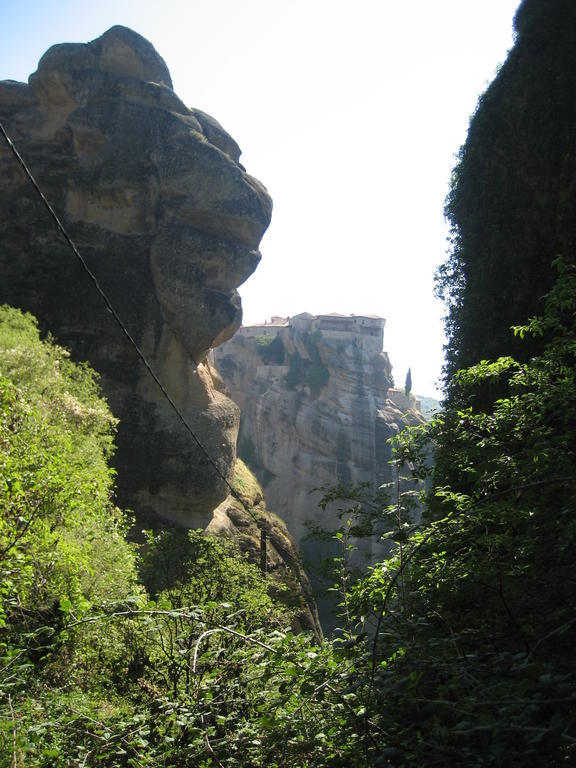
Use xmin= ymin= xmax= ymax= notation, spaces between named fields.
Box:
xmin=1 ymin=0 xmax=521 ymax=397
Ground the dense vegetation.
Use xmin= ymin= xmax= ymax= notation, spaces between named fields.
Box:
xmin=438 ymin=0 xmax=576 ymax=377
xmin=285 ymin=331 xmax=330 ymax=398
xmin=0 ymin=307 xmax=299 ymax=766
xmin=3 ymin=267 xmax=574 ymax=765
xmin=255 ymin=334 xmax=285 ymax=365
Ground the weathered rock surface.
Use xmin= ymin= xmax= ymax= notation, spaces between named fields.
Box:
xmin=0 ymin=26 xmax=272 ymax=526
xmin=214 ymin=315 xmax=425 ymax=569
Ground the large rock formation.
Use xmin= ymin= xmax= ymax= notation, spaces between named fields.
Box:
xmin=214 ymin=314 xmax=425 ymax=571
xmin=0 ymin=26 xmax=272 ymax=527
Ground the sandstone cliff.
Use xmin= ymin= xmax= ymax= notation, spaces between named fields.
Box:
xmin=213 ymin=314 xmax=425 ymax=572
xmin=0 ymin=26 xmax=272 ymax=528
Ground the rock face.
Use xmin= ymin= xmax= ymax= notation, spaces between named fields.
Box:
xmin=0 ymin=26 xmax=272 ymax=527
xmin=211 ymin=460 xmax=321 ymax=637
xmin=214 ymin=314 xmax=425 ymax=566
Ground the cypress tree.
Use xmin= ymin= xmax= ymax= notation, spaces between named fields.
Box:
xmin=438 ymin=0 xmax=576 ymax=382
xmin=404 ymin=367 xmax=412 ymax=396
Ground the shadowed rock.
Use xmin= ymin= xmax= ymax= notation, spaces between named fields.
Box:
xmin=0 ymin=26 xmax=272 ymax=526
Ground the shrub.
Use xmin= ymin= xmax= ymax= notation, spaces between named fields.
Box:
xmin=254 ymin=334 xmax=285 ymax=364
xmin=306 ymin=363 xmax=330 ymax=397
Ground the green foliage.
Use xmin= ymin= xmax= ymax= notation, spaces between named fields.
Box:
xmin=285 ymin=264 xmax=576 ymax=765
xmin=0 ymin=306 xmax=143 ymax=761
xmin=306 ymin=363 xmax=330 ymax=398
xmin=304 ymin=329 xmax=323 ymax=353
xmin=0 ymin=309 xmax=368 ymax=766
xmin=304 ymin=332 xmax=330 ymax=397
xmin=0 ymin=305 xmax=139 ymax=629
xmin=285 ymin=334 xmax=330 ymax=397
xmin=139 ymin=528 xmax=284 ymax=630
xmin=343 ymin=267 xmax=576 ymax=765
xmin=255 ymin=334 xmax=285 ymax=364
xmin=438 ymin=0 xmax=576 ymax=379
xmin=2 ymin=256 xmax=575 ymax=765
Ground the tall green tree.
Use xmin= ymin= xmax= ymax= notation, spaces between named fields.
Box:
xmin=404 ymin=367 xmax=412 ymax=396
xmin=0 ymin=305 xmax=139 ymax=634
xmin=438 ymin=0 xmax=576 ymax=382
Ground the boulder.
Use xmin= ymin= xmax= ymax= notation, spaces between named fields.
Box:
xmin=0 ymin=26 xmax=272 ymax=526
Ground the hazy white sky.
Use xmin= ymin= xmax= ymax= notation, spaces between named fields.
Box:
xmin=1 ymin=0 xmax=521 ymax=397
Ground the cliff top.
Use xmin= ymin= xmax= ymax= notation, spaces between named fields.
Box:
xmin=243 ymin=312 xmax=385 ymax=329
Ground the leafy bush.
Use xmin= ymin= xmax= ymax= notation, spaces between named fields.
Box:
xmin=306 ymin=363 xmax=330 ymax=398
xmin=285 ymin=334 xmax=330 ymax=397
xmin=2 ymin=266 xmax=574 ymax=766
xmin=255 ymin=334 xmax=285 ymax=364
xmin=0 ymin=306 xmax=140 ymax=634
xmin=0 ymin=306 xmax=144 ymax=762
xmin=342 ymin=265 xmax=576 ymax=765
